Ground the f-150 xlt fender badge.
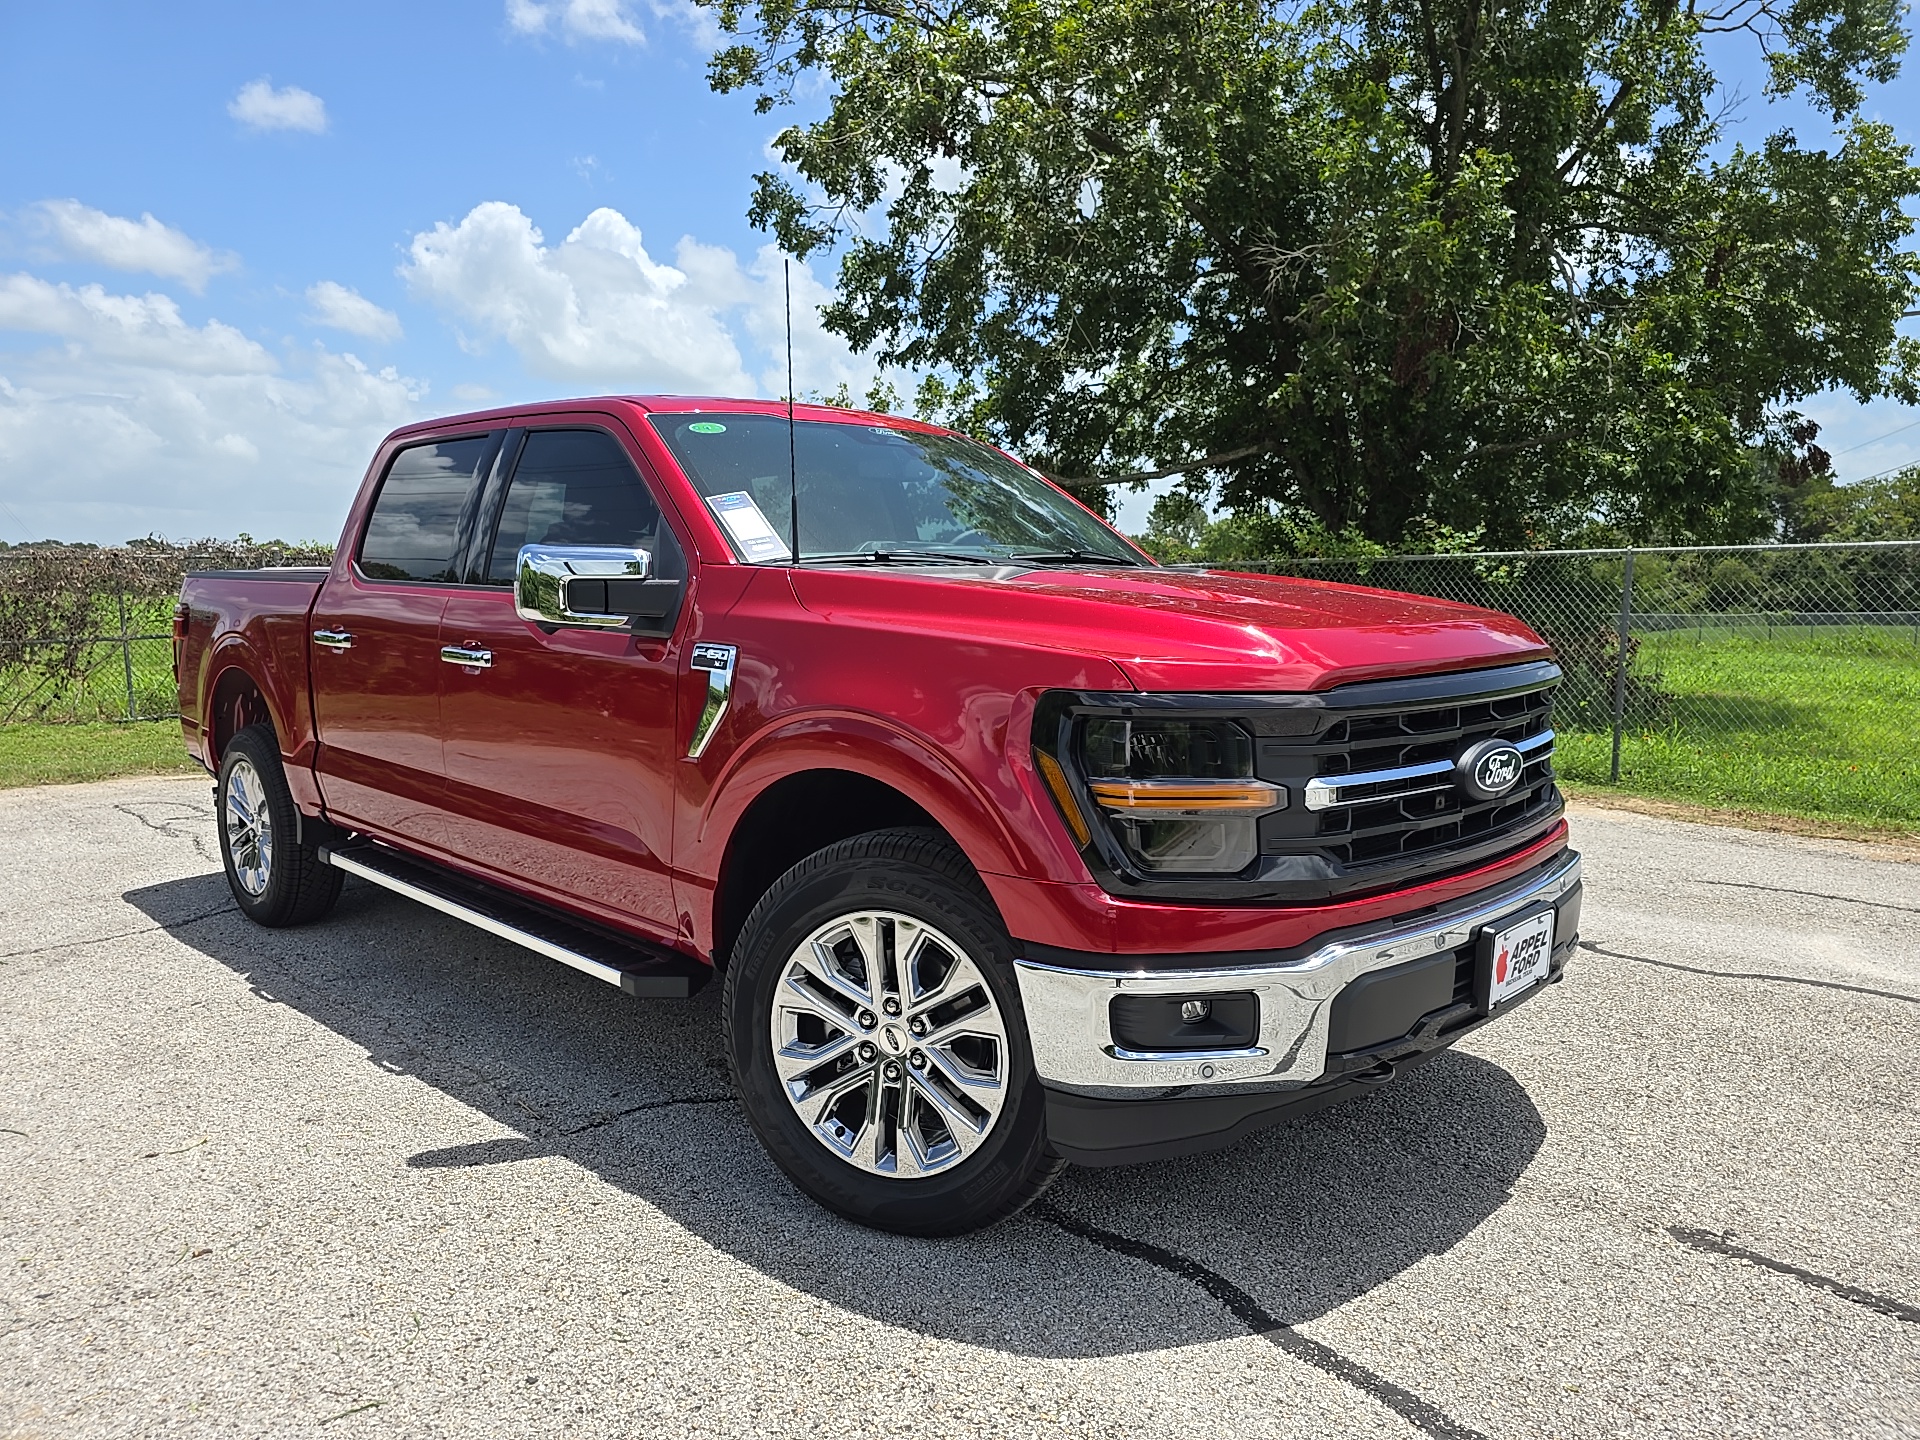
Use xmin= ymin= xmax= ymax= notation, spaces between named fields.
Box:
xmin=688 ymin=643 xmax=738 ymax=758
xmin=1455 ymin=738 xmax=1525 ymax=800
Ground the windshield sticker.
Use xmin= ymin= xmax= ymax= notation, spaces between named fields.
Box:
xmin=706 ymin=490 xmax=792 ymax=563
xmin=687 ymin=421 xmax=727 ymax=434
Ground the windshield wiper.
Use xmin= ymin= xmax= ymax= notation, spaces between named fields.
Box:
xmin=797 ymin=549 xmax=1003 ymax=566
xmin=1007 ymin=549 xmax=1147 ymax=567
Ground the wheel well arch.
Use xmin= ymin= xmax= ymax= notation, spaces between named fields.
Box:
xmin=711 ymin=768 xmax=944 ymax=968
xmin=208 ymin=665 xmax=275 ymax=766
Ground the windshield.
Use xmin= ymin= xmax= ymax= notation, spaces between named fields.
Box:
xmin=648 ymin=413 xmax=1147 ymax=566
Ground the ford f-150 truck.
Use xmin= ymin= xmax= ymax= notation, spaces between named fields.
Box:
xmin=175 ymin=396 xmax=1581 ymax=1235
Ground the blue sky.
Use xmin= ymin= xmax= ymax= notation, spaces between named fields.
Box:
xmin=0 ymin=0 xmax=1915 ymax=545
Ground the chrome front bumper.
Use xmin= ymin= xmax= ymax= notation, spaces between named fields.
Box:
xmin=1013 ymin=850 xmax=1582 ymax=1098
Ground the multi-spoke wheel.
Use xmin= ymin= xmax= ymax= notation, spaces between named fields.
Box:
xmin=725 ymin=829 xmax=1062 ymax=1235
xmin=216 ymin=723 xmax=342 ymax=927
xmin=224 ymin=754 xmax=275 ymax=896
xmin=772 ymin=911 xmax=1010 ymax=1178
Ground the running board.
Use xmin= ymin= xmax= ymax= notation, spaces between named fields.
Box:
xmin=319 ymin=840 xmax=709 ymax=998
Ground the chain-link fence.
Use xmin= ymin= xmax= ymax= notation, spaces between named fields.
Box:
xmin=7 ymin=539 xmax=1917 ymax=825
xmin=0 ymin=544 xmax=333 ymax=725
xmin=1218 ymin=541 xmax=1920 ymax=825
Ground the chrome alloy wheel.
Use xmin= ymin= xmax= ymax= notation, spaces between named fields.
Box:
xmin=223 ymin=756 xmax=275 ymax=896
xmin=770 ymin=910 xmax=1010 ymax=1177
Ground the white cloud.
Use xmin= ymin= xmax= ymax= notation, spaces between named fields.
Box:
xmin=400 ymin=201 xmax=885 ymax=401
xmin=402 ymin=202 xmax=749 ymax=392
xmin=32 ymin=201 xmax=236 ymax=293
xmin=0 ymin=272 xmax=424 ymax=542
xmin=506 ymin=0 xmax=645 ymax=44
xmin=0 ymin=274 xmax=274 ymax=373
xmin=228 ymin=79 xmax=328 ymax=134
xmin=305 ymin=280 xmax=402 ymax=342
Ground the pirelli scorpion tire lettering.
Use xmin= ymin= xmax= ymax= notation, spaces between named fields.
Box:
xmin=723 ymin=828 xmax=1064 ymax=1236
xmin=216 ymin=723 xmax=343 ymax=928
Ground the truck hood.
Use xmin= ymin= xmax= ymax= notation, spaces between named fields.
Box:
xmin=789 ymin=564 xmax=1550 ymax=691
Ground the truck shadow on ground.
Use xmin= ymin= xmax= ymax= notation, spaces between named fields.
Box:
xmin=126 ymin=873 xmax=1547 ymax=1360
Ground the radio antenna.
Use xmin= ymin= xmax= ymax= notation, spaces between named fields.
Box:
xmin=784 ymin=258 xmax=799 ymax=564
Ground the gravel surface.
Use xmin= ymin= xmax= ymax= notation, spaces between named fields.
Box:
xmin=2 ymin=777 xmax=1915 ymax=1439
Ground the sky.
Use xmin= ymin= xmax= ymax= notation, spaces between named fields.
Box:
xmin=0 ymin=0 xmax=1916 ymax=546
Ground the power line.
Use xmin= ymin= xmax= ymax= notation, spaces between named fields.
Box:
xmin=1828 ymin=413 xmax=1920 ymax=457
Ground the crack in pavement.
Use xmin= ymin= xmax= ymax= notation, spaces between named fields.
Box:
xmin=196 ymin=932 xmax=725 ymax=1161
xmin=405 ymin=1096 xmax=737 ymax=1169
xmin=0 ymin=904 xmax=237 ymax=962
xmin=561 ymin=1094 xmax=734 ymax=1137
xmin=1035 ymin=1204 xmax=1492 ymax=1440
xmin=112 ymin=800 xmax=215 ymax=862
xmin=1669 ymin=1227 xmax=1920 ymax=1325
xmin=1577 ymin=940 xmax=1920 ymax=1005
xmin=1690 ymin=879 xmax=1920 ymax=916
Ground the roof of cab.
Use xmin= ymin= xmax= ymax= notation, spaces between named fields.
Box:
xmin=385 ymin=395 xmax=953 ymax=443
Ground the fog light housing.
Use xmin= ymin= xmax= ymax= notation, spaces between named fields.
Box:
xmin=1110 ymin=992 xmax=1259 ymax=1052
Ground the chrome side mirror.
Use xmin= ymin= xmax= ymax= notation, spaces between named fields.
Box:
xmin=515 ymin=545 xmax=658 ymax=629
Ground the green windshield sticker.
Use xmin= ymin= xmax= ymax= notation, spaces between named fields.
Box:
xmin=687 ymin=421 xmax=727 ymax=434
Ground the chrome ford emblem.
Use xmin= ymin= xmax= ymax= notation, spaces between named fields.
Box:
xmin=1456 ymin=739 xmax=1525 ymax=800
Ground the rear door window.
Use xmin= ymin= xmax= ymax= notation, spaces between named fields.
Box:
xmin=359 ymin=435 xmax=498 ymax=582
xmin=482 ymin=428 xmax=683 ymax=583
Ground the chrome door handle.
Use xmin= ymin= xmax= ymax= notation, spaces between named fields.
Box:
xmin=440 ymin=644 xmax=493 ymax=669
xmin=313 ymin=629 xmax=354 ymax=651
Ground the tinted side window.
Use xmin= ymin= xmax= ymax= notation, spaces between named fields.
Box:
xmin=360 ymin=436 xmax=495 ymax=582
xmin=484 ymin=429 xmax=681 ymax=583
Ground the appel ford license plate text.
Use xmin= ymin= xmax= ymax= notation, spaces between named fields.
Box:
xmin=1488 ymin=909 xmax=1554 ymax=1007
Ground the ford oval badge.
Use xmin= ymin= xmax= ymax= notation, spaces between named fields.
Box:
xmin=1456 ymin=738 xmax=1525 ymax=800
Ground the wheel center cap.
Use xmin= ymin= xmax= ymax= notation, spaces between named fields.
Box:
xmin=879 ymin=1024 xmax=910 ymax=1057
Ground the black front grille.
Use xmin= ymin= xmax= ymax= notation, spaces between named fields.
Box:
xmin=1035 ymin=659 xmax=1567 ymax=904
xmin=1256 ymin=675 xmax=1558 ymax=875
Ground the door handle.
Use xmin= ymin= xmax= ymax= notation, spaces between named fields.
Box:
xmin=440 ymin=643 xmax=493 ymax=669
xmin=313 ymin=629 xmax=354 ymax=651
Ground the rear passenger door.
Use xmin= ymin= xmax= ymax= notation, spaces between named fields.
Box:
xmin=436 ymin=423 xmax=689 ymax=939
xmin=310 ymin=431 xmax=500 ymax=840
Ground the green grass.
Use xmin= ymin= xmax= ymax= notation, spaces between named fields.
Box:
xmin=2 ymin=623 xmax=1915 ymax=833
xmin=0 ymin=719 xmax=202 ymax=789
xmin=1555 ymin=626 xmax=1920 ymax=830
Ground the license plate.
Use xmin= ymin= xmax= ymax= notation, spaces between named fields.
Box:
xmin=1486 ymin=908 xmax=1554 ymax=1008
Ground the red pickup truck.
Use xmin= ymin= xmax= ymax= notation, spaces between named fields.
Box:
xmin=175 ymin=396 xmax=1581 ymax=1235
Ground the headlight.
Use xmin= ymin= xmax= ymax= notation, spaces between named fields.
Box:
xmin=1076 ymin=718 xmax=1282 ymax=874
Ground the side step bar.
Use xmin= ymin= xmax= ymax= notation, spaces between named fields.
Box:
xmin=319 ymin=840 xmax=710 ymax=998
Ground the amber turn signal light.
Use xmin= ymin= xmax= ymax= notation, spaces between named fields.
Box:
xmin=1033 ymin=748 xmax=1093 ymax=846
xmin=1086 ymin=780 xmax=1284 ymax=814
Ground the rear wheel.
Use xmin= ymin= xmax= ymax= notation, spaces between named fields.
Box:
xmin=216 ymin=724 xmax=342 ymax=927
xmin=724 ymin=829 xmax=1062 ymax=1236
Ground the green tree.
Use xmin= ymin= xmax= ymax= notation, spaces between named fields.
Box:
xmin=703 ymin=0 xmax=1920 ymax=548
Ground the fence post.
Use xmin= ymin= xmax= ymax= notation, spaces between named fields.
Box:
xmin=116 ymin=579 xmax=136 ymax=721
xmin=1609 ymin=549 xmax=1635 ymax=783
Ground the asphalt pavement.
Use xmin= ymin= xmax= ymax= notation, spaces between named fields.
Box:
xmin=2 ymin=776 xmax=1916 ymax=1438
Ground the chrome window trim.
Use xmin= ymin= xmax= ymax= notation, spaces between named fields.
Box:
xmin=1012 ymin=849 xmax=1580 ymax=1097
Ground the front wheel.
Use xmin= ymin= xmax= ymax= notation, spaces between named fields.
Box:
xmin=216 ymin=724 xmax=342 ymax=927
xmin=723 ymin=829 xmax=1062 ymax=1236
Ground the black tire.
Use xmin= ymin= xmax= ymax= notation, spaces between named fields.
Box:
xmin=723 ymin=828 xmax=1064 ymax=1236
xmin=216 ymin=723 xmax=343 ymax=927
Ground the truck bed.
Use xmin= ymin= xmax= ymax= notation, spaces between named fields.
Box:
xmin=176 ymin=569 xmax=328 ymax=776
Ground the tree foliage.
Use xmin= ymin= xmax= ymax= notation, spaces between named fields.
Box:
xmin=703 ymin=0 xmax=1919 ymax=547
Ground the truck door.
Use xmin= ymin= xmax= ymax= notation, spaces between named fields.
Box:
xmin=310 ymin=431 xmax=500 ymax=839
xmin=436 ymin=423 xmax=686 ymax=940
